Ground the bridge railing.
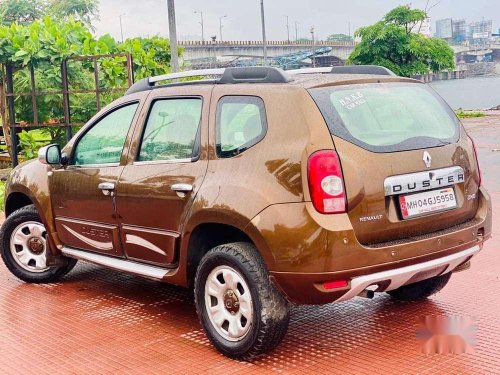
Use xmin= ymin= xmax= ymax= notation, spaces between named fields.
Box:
xmin=178 ymin=40 xmax=356 ymax=47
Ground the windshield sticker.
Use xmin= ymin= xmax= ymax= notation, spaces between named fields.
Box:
xmin=338 ymin=92 xmax=366 ymax=110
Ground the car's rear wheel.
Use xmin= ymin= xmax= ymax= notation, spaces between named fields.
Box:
xmin=194 ymin=242 xmax=290 ymax=360
xmin=387 ymin=272 xmax=452 ymax=301
xmin=0 ymin=205 xmax=77 ymax=283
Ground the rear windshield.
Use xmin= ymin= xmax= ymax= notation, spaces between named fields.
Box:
xmin=309 ymin=82 xmax=460 ymax=153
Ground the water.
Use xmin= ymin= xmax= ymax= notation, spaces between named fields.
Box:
xmin=429 ymin=76 xmax=500 ymax=110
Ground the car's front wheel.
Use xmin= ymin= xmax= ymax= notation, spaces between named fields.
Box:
xmin=0 ymin=205 xmax=77 ymax=283
xmin=194 ymin=242 xmax=290 ymax=360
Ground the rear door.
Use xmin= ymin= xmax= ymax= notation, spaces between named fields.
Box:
xmin=309 ymin=81 xmax=480 ymax=245
xmin=50 ymin=98 xmax=143 ymax=256
xmin=115 ymin=85 xmax=211 ymax=266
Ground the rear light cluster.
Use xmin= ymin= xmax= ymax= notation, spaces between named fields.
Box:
xmin=469 ymin=136 xmax=482 ymax=187
xmin=307 ymin=150 xmax=347 ymax=214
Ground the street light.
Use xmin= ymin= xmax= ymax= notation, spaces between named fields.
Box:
xmin=295 ymin=21 xmax=299 ymax=42
xmin=219 ymin=15 xmax=227 ymax=42
xmin=260 ymin=0 xmax=268 ymax=65
xmin=194 ymin=10 xmax=204 ymax=42
xmin=119 ymin=13 xmax=126 ymax=43
xmin=310 ymin=26 xmax=315 ymax=67
xmin=285 ymin=15 xmax=290 ymax=43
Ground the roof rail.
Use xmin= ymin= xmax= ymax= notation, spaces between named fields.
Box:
xmin=286 ymin=67 xmax=333 ymax=75
xmin=330 ymin=65 xmax=396 ymax=76
xmin=286 ymin=65 xmax=396 ymax=77
xmin=125 ymin=67 xmax=291 ymax=95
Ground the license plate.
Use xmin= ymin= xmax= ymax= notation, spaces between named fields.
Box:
xmin=399 ymin=187 xmax=457 ymax=219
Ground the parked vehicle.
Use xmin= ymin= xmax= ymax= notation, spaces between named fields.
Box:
xmin=0 ymin=66 xmax=491 ymax=359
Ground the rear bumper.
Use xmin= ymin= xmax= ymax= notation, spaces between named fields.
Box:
xmin=335 ymin=245 xmax=479 ymax=302
xmin=271 ymin=245 xmax=481 ymax=305
xmin=255 ymin=186 xmax=491 ymax=305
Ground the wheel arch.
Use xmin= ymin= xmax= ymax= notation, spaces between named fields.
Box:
xmin=5 ymin=191 xmax=35 ymax=217
xmin=182 ymin=220 xmax=274 ymax=288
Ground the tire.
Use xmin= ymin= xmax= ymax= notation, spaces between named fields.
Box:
xmin=387 ymin=272 xmax=452 ymax=302
xmin=0 ymin=205 xmax=77 ymax=283
xmin=194 ymin=242 xmax=290 ymax=360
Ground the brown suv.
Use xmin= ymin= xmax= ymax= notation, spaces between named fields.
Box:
xmin=0 ymin=66 xmax=491 ymax=359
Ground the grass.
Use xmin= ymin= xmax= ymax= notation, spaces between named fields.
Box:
xmin=455 ymin=110 xmax=485 ymax=119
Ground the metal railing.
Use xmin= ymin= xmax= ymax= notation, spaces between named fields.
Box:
xmin=3 ymin=53 xmax=134 ymax=166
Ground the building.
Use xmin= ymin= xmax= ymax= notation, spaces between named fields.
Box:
xmin=418 ymin=18 xmax=432 ymax=37
xmin=468 ymin=20 xmax=493 ymax=45
xmin=452 ymin=19 xmax=467 ymax=44
xmin=436 ymin=18 xmax=453 ymax=40
xmin=436 ymin=18 xmax=493 ymax=46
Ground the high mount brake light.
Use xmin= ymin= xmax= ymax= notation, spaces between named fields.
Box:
xmin=469 ymin=136 xmax=482 ymax=187
xmin=307 ymin=150 xmax=347 ymax=214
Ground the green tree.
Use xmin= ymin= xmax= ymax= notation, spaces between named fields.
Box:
xmin=0 ymin=0 xmax=44 ymax=25
xmin=0 ymin=17 xmax=180 ymax=157
xmin=326 ymin=33 xmax=353 ymax=43
xmin=347 ymin=5 xmax=455 ymax=77
xmin=46 ymin=0 xmax=99 ymax=29
xmin=0 ymin=0 xmax=99 ymax=29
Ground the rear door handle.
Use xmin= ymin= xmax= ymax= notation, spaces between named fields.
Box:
xmin=171 ymin=183 xmax=193 ymax=192
xmin=171 ymin=183 xmax=193 ymax=197
xmin=98 ymin=182 xmax=115 ymax=190
xmin=98 ymin=182 xmax=115 ymax=196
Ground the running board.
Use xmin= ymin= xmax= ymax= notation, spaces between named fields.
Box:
xmin=61 ymin=247 xmax=172 ymax=280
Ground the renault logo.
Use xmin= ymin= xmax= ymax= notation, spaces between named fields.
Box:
xmin=423 ymin=151 xmax=432 ymax=168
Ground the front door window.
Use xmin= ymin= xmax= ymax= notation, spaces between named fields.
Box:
xmin=73 ymin=103 xmax=139 ymax=166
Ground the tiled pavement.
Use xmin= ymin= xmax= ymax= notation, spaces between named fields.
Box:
xmin=0 ymin=118 xmax=499 ymax=374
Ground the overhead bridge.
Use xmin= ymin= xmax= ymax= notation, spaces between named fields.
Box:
xmin=178 ymin=40 xmax=356 ymax=67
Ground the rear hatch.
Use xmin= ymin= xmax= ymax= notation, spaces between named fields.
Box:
xmin=309 ymin=81 xmax=480 ymax=245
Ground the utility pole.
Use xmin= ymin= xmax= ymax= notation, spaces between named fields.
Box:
xmin=194 ymin=10 xmax=204 ymax=42
xmin=260 ymin=0 xmax=268 ymax=65
xmin=310 ymin=26 xmax=315 ymax=67
xmin=119 ymin=13 xmax=126 ymax=43
xmin=348 ymin=21 xmax=351 ymax=39
xmin=219 ymin=15 xmax=227 ymax=42
xmin=167 ymin=0 xmax=179 ymax=73
xmin=285 ymin=15 xmax=290 ymax=42
xmin=295 ymin=21 xmax=299 ymax=42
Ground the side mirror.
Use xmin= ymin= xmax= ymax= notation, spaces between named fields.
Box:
xmin=38 ymin=144 xmax=62 ymax=165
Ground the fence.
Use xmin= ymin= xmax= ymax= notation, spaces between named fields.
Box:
xmin=3 ymin=53 xmax=134 ymax=167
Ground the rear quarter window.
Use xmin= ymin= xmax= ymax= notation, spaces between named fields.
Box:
xmin=216 ymin=96 xmax=267 ymax=158
xmin=309 ymin=82 xmax=460 ymax=153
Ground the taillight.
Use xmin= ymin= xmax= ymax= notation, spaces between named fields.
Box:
xmin=307 ymin=150 xmax=347 ymax=214
xmin=469 ymin=136 xmax=482 ymax=187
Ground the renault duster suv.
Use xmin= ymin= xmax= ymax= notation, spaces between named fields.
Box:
xmin=0 ymin=66 xmax=491 ymax=359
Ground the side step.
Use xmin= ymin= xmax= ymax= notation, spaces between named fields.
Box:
xmin=61 ymin=247 xmax=173 ymax=280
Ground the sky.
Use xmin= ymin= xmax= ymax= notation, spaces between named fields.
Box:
xmin=94 ymin=0 xmax=500 ymax=42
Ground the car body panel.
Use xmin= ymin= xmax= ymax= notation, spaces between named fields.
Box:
xmin=336 ymin=129 xmax=480 ymax=245
xmin=115 ymin=85 xmax=212 ymax=266
xmin=48 ymin=93 xmax=147 ymax=257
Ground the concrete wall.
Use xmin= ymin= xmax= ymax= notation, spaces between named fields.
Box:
xmin=178 ymin=41 xmax=355 ymax=61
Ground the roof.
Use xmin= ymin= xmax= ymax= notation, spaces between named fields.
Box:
xmin=124 ymin=66 xmax=419 ymax=96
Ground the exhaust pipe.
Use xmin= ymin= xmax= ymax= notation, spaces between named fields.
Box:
xmin=358 ymin=289 xmax=375 ymax=299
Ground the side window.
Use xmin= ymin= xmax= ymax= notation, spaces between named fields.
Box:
xmin=73 ymin=103 xmax=139 ymax=166
xmin=216 ymin=96 xmax=267 ymax=158
xmin=138 ymin=98 xmax=202 ymax=162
